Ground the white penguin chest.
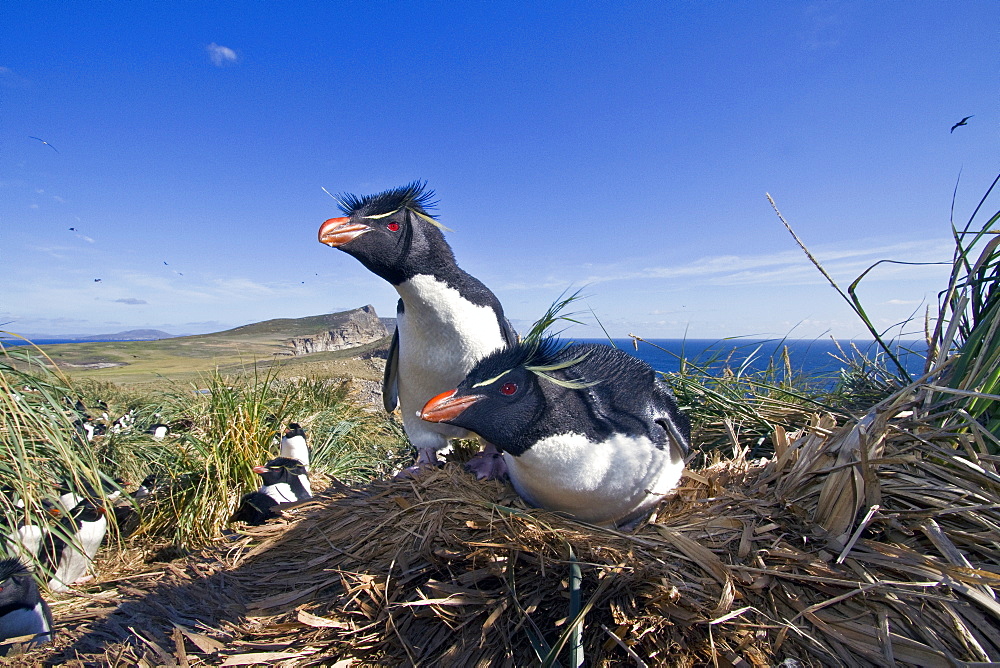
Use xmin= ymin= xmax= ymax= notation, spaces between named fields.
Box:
xmin=0 ymin=602 xmax=51 ymax=640
xmin=395 ymin=275 xmax=507 ymax=385
xmin=505 ymin=432 xmax=685 ymax=525
xmin=279 ymin=437 xmax=310 ymax=467
xmin=76 ymin=516 xmax=108 ymax=559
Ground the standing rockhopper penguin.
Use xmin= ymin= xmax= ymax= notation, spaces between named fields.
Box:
xmin=318 ymin=181 xmax=517 ymax=474
xmin=419 ymin=339 xmax=691 ymax=528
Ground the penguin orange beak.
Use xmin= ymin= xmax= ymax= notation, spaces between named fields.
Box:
xmin=418 ymin=389 xmax=483 ymax=423
xmin=318 ymin=217 xmax=371 ymax=247
xmin=252 ymin=465 xmax=268 ymax=474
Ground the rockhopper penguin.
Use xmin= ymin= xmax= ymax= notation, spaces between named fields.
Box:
xmin=279 ymin=423 xmax=309 ymax=468
xmin=252 ymin=457 xmax=312 ymax=503
xmin=419 ymin=339 xmax=691 ymax=527
xmin=231 ymin=457 xmax=312 ymax=526
xmin=0 ymin=558 xmax=53 ymax=654
xmin=318 ymin=181 xmax=517 ymax=474
xmin=43 ymin=496 xmax=108 ymax=592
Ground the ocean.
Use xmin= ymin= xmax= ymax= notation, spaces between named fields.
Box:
xmin=574 ymin=338 xmax=929 ymax=381
xmin=1 ymin=336 xmax=929 ymax=381
xmin=1 ymin=339 xmax=87 ymax=347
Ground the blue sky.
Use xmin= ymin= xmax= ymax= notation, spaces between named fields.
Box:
xmin=1 ymin=2 xmax=997 ymax=340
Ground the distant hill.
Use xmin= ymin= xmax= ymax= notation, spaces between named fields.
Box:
xmin=3 ymin=329 xmax=177 ymax=342
xmin=74 ymin=329 xmax=177 ymax=342
xmin=22 ymin=306 xmax=393 ymax=384
xmin=213 ymin=308 xmax=380 ymax=339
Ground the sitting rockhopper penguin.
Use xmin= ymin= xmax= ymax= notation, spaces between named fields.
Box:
xmin=0 ymin=558 xmax=53 ymax=654
xmin=419 ymin=338 xmax=691 ymax=528
xmin=318 ymin=181 xmax=517 ymax=476
xmin=231 ymin=457 xmax=312 ymax=526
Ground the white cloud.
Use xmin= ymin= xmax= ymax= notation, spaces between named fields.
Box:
xmin=206 ymin=43 xmax=238 ymax=67
xmin=114 ymin=298 xmax=148 ymax=305
xmin=555 ymin=238 xmax=954 ymax=289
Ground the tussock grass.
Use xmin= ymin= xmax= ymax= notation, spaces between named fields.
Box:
xmin=0 ymin=344 xmax=121 ymax=583
xmin=1 ymin=350 xmax=411 ymax=555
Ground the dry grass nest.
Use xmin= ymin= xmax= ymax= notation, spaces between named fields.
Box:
xmin=9 ymin=388 xmax=1000 ymax=667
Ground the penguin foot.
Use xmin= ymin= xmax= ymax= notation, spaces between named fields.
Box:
xmin=464 ymin=443 xmax=508 ymax=481
xmin=394 ymin=448 xmax=443 ymax=479
xmin=394 ymin=462 xmax=441 ymax=479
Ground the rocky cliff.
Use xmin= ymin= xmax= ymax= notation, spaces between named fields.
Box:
xmin=286 ymin=305 xmax=389 ymax=355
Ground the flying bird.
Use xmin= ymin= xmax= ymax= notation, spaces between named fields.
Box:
xmin=93 ymin=278 xmax=101 ymax=282
xmin=69 ymin=227 xmax=76 ymax=231
xmin=318 ymin=181 xmax=517 ymax=476
xmin=951 ymin=115 xmax=974 ymax=133
xmin=419 ymin=338 xmax=691 ymax=528
xmin=28 ymin=137 xmax=58 ymax=152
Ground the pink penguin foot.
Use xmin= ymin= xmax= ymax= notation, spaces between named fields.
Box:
xmin=464 ymin=442 xmax=508 ymax=481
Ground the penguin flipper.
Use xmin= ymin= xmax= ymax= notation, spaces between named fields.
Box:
xmin=382 ymin=326 xmax=400 ymax=413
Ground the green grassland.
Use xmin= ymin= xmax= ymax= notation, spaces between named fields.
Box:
xmin=14 ymin=311 xmax=392 ymax=386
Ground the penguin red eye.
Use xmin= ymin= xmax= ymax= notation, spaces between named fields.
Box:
xmin=499 ymin=382 xmax=518 ymax=396
xmin=387 ymin=222 xmax=400 ymax=232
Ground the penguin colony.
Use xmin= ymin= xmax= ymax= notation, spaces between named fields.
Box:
xmin=320 ymin=182 xmax=690 ymax=527
xmin=1 ymin=400 xmax=206 ymax=653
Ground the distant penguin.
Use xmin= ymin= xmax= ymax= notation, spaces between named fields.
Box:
xmin=0 ymin=558 xmax=53 ymax=654
xmin=419 ymin=339 xmax=691 ymax=528
xmin=318 ymin=182 xmax=517 ymax=473
xmin=43 ymin=497 xmax=108 ymax=592
xmin=132 ymin=474 xmax=158 ymax=501
xmin=254 ymin=457 xmax=312 ymax=503
xmin=147 ymin=423 xmax=169 ymax=440
xmin=231 ymin=457 xmax=311 ymax=525
xmin=279 ymin=423 xmax=309 ymax=468
xmin=110 ymin=410 xmax=136 ymax=435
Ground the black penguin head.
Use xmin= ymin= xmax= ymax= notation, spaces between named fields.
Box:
xmin=421 ymin=339 xmax=691 ymax=459
xmin=0 ymin=558 xmax=41 ymax=612
xmin=318 ymin=181 xmax=454 ymax=285
xmin=283 ymin=423 xmax=306 ymax=439
xmin=252 ymin=457 xmax=308 ymax=485
xmin=419 ymin=338 xmax=594 ymax=456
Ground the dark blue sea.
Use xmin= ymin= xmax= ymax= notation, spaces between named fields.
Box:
xmin=574 ymin=338 xmax=928 ymax=382
xmin=2 ymin=336 xmax=929 ymax=384
xmin=1 ymin=339 xmax=86 ymax=347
